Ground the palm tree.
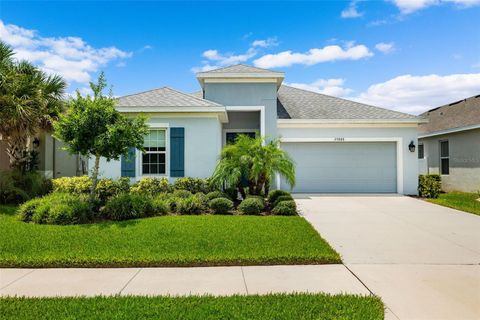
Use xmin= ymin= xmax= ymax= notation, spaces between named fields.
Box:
xmin=0 ymin=41 xmax=67 ymax=170
xmin=211 ymin=135 xmax=295 ymax=197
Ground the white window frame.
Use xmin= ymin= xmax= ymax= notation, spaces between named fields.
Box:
xmin=136 ymin=124 xmax=169 ymax=179
xmin=439 ymin=140 xmax=449 ymax=175
xmin=418 ymin=143 xmax=425 ymax=159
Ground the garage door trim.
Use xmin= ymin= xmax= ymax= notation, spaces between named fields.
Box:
xmin=279 ymin=137 xmax=404 ymax=194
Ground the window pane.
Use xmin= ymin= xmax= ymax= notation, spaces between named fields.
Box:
xmin=418 ymin=144 xmax=424 ymax=159
xmin=159 ymin=163 xmax=166 ymax=174
xmin=144 ymin=130 xmax=165 ymax=148
xmin=440 ymin=141 xmax=449 ymax=157
xmin=441 ymin=159 xmax=449 ymax=175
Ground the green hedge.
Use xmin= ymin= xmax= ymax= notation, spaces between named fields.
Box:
xmin=418 ymin=174 xmax=442 ymax=198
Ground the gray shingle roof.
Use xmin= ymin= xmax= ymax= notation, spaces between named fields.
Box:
xmin=418 ymin=95 xmax=480 ymax=134
xmin=277 ymin=85 xmax=418 ymax=120
xmin=117 ymin=87 xmax=222 ymax=107
xmin=199 ymin=64 xmax=282 ymax=74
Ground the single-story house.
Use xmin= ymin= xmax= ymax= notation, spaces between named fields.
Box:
xmin=94 ymin=64 xmax=422 ymax=194
xmin=418 ymin=95 xmax=480 ymax=192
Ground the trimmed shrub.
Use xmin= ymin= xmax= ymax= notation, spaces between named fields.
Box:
xmin=173 ymin=189 xmax=193 ymax=199
xmin=271 ymin=200 xmax=297 ymax=216
xmin=19 ymin=193 xmax=92 ymax=224
xmin=52 ymin=176 xmax=92 ymax=194
xmin=173 ymin=177 xmax=211 ymax=194
xmin=267 ymin=189 xmax=291 ymax=205
xmin=238 ymin=197 xmax=264 ymax=215
xmin=273 ymin=195 xmax=294 ymax=207
xmin=176 ymin=196 xmax=205 ymax=215
xmin=418 ymin=174 xmax=442 ymax=198
xmin=18 ymin=198 xmax=43 ymax=222
xmin=96 ymin=178 xmax=128 ymax=203
xmin=130 ymin=177 xmax=171 ymax=196
xmin=209 ymin=197 xmax=234 ymax=214
xmin=152 ymin=197 xmax=169 ymax=216
xmin=103 ymin=193 xmax=154 ymax=221
xmin=206 ymin=191 xmax=230 ymax=201
xmin=246 ymin=195 xmax=266 ymax=206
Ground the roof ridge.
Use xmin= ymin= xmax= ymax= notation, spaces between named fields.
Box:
xmin=117 ymin=86 xmax=169 ymax=99
xmin=198 ymin=63 xmax=283 ymax=74
xmin=162 ymin=86 xmax=223 ymax=106
xmin=281 ymin=84 xmax=418 ymax=118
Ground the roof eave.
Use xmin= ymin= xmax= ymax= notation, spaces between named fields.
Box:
xmin=418 ymin=123 xmax=480 ymax=138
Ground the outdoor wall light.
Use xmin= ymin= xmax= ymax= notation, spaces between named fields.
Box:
xmin=408 ymin=141 xmax=416 ymax=153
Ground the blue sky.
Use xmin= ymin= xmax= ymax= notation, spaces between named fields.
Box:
xmin=1 ymin=0 xmax=479 ymax=114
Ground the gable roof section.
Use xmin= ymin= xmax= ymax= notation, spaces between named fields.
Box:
xmin=199 ymin=64 xmax=283 ymax=74
xmin=196 ymin=64 xmax=285 ymax=89
xmin=116 ymin=87 xmax=223 ymax=107
xmin=418 ymin=95 xmax=480 ymax=136
xmin=277 ymin=85 xmax=419 ymax=121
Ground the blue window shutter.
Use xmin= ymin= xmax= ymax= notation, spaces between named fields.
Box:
xmin=121 ymin=147 xmax=136 ymax=177
xmin=170 ymin=127 xmax=185 ymax=177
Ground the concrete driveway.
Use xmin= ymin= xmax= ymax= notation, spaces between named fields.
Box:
xmin=296 ymin=195 xmax=480 ymax=320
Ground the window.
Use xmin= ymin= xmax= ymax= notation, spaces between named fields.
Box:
xmin=225 ymin=132 xmax=256 ymax=145
xmin=418 ymin=143 xmax=424 ymax=159
xmin=440 ymin=140 xmax=449 ymax=175
xmin=142 ymin=129 xmax=166 ymax=175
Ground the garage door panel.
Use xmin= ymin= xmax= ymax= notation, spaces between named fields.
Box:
xmin=281 ymin=142 xmax=397 ymax=193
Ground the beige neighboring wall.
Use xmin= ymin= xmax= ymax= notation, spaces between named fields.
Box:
xmin=419 ymin=128 xmax=480 ymax=192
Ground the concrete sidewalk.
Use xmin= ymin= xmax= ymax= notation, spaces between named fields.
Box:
xmin=0 ymin=265 xmax=369 ymax=297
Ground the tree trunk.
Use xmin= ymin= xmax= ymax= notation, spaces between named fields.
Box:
xmin=89 ymin=154 xmax=101 ymax=203
xmin=255 ymin=172 xmax=267 ymax=195
xmin=264 ymin=177 xmax=270 ymax=196
xmin=237 ymin=181 xmax=246 ymax=200
xmin=6 ymin=133 xmax=29 ymax=170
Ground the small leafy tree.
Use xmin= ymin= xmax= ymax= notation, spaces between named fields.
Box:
xmin=211 ymin=135 xmax=295 ymax=197
xmin=54 ymin=73 xmax=148 ymax=202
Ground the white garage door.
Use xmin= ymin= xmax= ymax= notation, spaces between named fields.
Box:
xmin=281 ymin=142 xmax=397 ymax=193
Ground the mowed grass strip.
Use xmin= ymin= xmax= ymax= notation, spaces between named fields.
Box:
xmin=427 ymin=192 xmax=480 ymax=216
xmin=0 ymin=205 xmax=340 ymax=267
xmin=0 ymin=294 xmax=384 ymax=320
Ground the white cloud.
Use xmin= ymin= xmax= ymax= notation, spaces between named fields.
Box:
xmin=341 ymin=1 xmax=364 ymax=18
xmin=351 ymin=73 xmax=480 ymax=114
xmin=0 ymin=20 xmax=131 ymax=84
xmin=202 ymin=48 xmax=257 ymax=66
xmin=375 ymin=42 xmax=395 ymax=54
xmin=287 ymin=79 xmax=353 ymax=96
xmin=253 ymin=44 xmax=373 ymax=68
xmin=390 ymin=0 xmax=480 ymax=14
xmin=252 ymin=37 xmax=279 ymax=48
xmin=190 ymin=63 xmax=219 ymax=73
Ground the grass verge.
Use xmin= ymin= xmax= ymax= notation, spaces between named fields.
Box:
xmin=0 ymin=293 xmax=384 ymax=320
xmin=427 ymin=192 xmax=480 ymax=216
xmin=0 ymin=205 xmax=340 ymax=267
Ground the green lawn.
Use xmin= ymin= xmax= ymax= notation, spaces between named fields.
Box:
xmin=0 ymin=205 xmax=340 ymax=267
xmin=0 ymin=294 xmax=384 ymax=320
xmin=427 ymin=192 xmax=480 ymax=216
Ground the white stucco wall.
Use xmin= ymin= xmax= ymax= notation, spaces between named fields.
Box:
xmin=278 ymin=125 xmax=420 ymax=195
xmin=92 ymin=116 xmax=222 ymax=182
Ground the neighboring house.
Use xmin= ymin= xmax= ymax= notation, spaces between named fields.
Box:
xmin=92 ymin=64 xmax=423 ymax=194
xmin=0 ymin=132 xmax=86 ymax=178
xmin=418 ymin=95 xmax=480 ymax=192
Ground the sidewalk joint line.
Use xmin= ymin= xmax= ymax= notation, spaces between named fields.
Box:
xmin=119 ymin=268 xmax=142 ymax=295
xmin=343 ymin=264 xmax=401 ymax=320
xmin=0 ymin=269 xmax=36 ymax=291
xmin=240 ymin=266 xmax=249 ymax=294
